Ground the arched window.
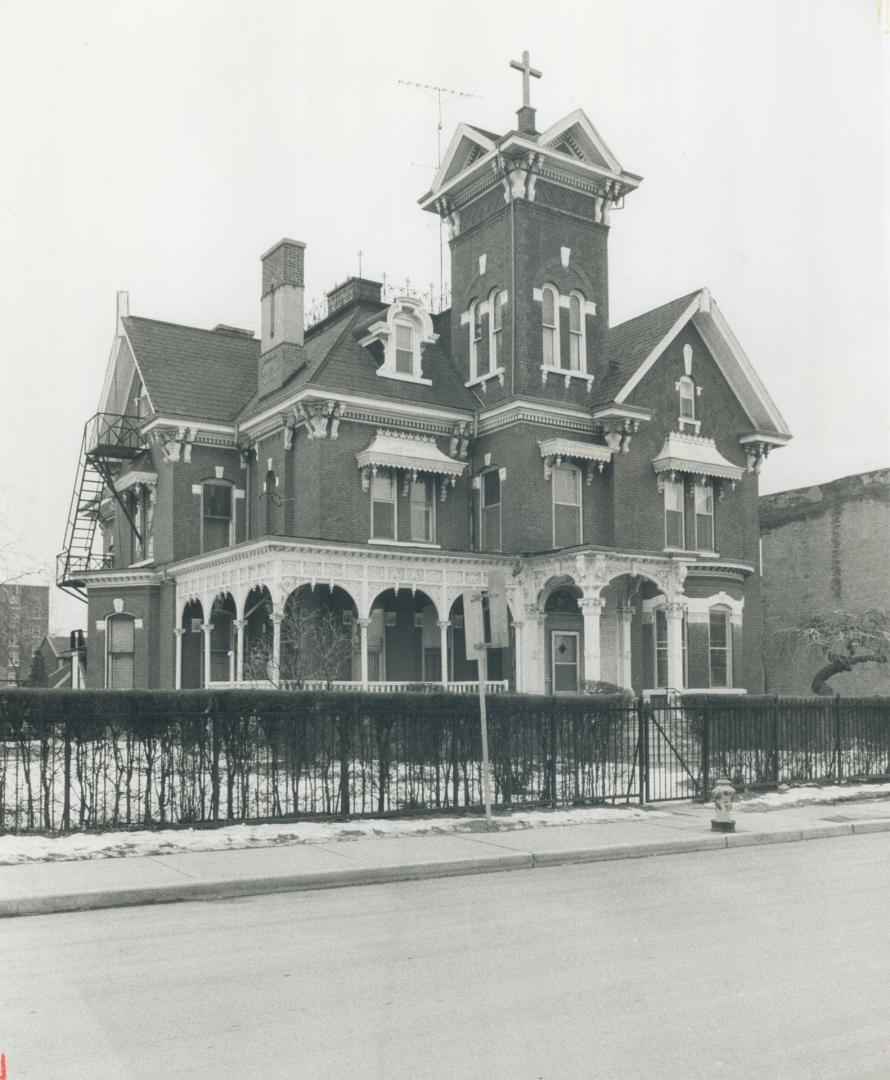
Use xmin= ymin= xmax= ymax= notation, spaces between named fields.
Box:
xmin=552 ymin=463 xmax=582 ymax=547
xmin=468 ymin=299 xmax=483 ymax=380
xmin=489 ymin=289 xmax=504 ymax=373
xmin=568 ymin=292 xmax=585 ymax=371
xmin=541 ymin=284 xmax=559 ymax=367
xmin=709 ymin=606 xmax=732 ymax=687
xmin=106 ymin=613 xmax=136 ymax=689
xmin=679 ymin=376 xmax=695 ymax=420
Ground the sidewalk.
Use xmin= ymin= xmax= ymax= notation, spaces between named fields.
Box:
xmin=3 ymin=792 xmax=889 ymax=918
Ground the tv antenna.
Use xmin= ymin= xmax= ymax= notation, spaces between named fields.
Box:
xmin=398 ymin=79 xmax=481 ymax=310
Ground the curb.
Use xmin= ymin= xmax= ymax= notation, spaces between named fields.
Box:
xmin=2 ymin=819 xmax=888 ymax=918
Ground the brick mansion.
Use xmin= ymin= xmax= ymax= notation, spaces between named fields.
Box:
xmin=58 ymin=54 xmax=792 ymax=694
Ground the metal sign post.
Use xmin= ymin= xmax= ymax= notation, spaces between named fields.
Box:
xmin=463 ymin=569 xmax=511 ymax=830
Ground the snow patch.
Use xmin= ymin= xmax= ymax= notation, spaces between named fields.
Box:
xmin=738 ymin=782 xmax=890 ymax=812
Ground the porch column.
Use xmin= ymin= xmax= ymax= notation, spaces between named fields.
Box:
xmin=271 ymin=612 xmax=282 ymax=684
xmin=437 ymin=621 xmax=450 ymax=687
xmin=173 ymin=628 xmax=185 ymax=689
xmin=617 ymin=605 xmax=633 ymax=689
xmin=201 ymin=622 xmax=213 ymax=687
xmin=512 ymin=619 xmax=524 ymax=691
xmin=357 ymin=618 xmax=370 ymax=687
xmin=579 ymin=597 xmax=604 ymax=685
xmin=234 ymin=619 xmax=245 ymax=683
xmin=524 ymin=606 xmax=547 ymax=694
xmin=666 ymin=601 xmax=686 ymax=692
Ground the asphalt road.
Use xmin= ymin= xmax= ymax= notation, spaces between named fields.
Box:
xmin=2 ymin=834 xmax=889 ymax=1080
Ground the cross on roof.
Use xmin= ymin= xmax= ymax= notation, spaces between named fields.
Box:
xmin=509 ymin=50 xmax=542 ymax=109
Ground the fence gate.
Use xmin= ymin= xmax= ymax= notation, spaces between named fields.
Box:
xmin=639 ymin=698 xmax=707 ymax=803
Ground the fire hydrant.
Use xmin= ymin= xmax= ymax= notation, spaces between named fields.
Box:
xmin=711 ymin=775 xmax=736 ymax=833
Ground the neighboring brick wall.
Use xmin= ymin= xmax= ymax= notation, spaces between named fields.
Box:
xmin=761 ymin=469 xmax=890 ymax=695
xmin=0 ymin=584 xmax=49 ymax=685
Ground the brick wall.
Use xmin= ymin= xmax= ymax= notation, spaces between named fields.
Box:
xmin=761 ymin=469 xmax=890 ymax=695
xmin=86 ymin=585 xmax=160 ymax=688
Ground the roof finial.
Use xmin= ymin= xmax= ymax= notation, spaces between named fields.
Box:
xmin=509 ymin=50 xmax=542 ymax=110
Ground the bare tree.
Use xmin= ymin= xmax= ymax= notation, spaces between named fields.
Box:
xmin=777 ymin=609 xmax=890 ymax=696
xmin=243 ymin=596 xmax=356 ymax=689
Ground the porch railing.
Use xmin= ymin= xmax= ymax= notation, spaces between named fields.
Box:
xmin=207 ymin=679 xmax=510 ymax=694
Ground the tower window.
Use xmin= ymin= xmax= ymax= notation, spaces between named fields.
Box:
xmin=541 ymin=285 xmax=558 ymax=367
xmin=568 ymin=293 xmax=584 ymax=371
xmin=489 ymin=290 xmax=503 ymax=372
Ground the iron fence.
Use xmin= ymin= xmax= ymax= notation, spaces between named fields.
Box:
xmin=0 ymin=690 xmax=888 ymax=833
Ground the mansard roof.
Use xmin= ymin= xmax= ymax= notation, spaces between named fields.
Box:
xmin=237 ymin=302 xmax=477 ymax=425
xmin=597 ymin=288 xmax=792 ymax=440
xmin=122 ymin=316 xmax=258 ymax=422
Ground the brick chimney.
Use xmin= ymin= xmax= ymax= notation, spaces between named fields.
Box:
xmin=259 ymin=238 xmax=306 ymax=397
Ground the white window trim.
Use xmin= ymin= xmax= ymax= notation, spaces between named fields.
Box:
xmin=551 ymin=630 xmax=581 ymax=694
xmin=551 ymin=462 xmax=583 ymax=548
xmin=651 ymin=604 xmax=689 ymax=689
xmin=370 ymin=469 xmax=398 ymax=541
xmin=468 ymin=299 xmax=485 ymax=382
xmin=200 ymin=480 xmax=235 ymax=553
xmin=105 ymin=612 xmax=136 ymax=689
xmin=488 ymin=288 xmax=504 ymax=376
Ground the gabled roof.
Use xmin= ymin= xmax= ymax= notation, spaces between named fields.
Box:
xmin=598 ymin=289 xmax=792 ymax=440
xmin=537 ymin=108 xmax=623 ymax=174
xmin=430 ymin=122 xmax=498 ymax=192
xmin=123 ymin=317 xmax=259 ymax=422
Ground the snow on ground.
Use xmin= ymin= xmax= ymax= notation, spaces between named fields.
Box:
xmin=0 ymin=805 xmax=664 ymax=865
xmin=737 ymin=781 xmax=890 ymax=811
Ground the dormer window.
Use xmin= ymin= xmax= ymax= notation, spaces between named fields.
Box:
xmin=395 ymin=321 xmax=414 ymax=374
xmin=541 ymin=284 xmax=558 ymax=366
xmin=361 ymin=297 xmax=437 ymax=386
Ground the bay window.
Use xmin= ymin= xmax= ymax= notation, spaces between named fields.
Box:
xmin=663 ymin=477 xmax=685 ymax=548
xmin=695 ymin=480 xmax=715 ymax=551
xmin=709 ymin=607 xmax=732 ymax=687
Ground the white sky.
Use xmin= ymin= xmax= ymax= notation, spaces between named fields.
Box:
xmin=0 ymin=0 xmax=887 ymax=633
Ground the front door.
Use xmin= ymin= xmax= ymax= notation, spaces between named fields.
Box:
xmin=551 ymin=631 xmax=579 ymax=693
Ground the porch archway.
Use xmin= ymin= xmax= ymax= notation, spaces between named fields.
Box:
xmin=242 ymin=585 xmax=274 ymax=682
xmin=180 ymin=599 xmax=204 ymax=689
xmin=280 ymin=584 xmax=359 ymax=686
xmin=368 ymin=588 xmax=439 ymax=683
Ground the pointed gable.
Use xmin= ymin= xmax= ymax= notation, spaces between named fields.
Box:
xmin=599 ymin=289 xmax=792 ymax=440
xmin=538 ymin=108 xmax=623 ymax=174
xmin=429 ymin=122 xmax=498 ymax=193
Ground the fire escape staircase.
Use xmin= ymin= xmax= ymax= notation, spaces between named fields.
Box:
xmin=57 ymin=413 xmax=144 ymax=600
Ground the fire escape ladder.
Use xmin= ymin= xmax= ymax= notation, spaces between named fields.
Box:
xmin=57 ymin=413 xmax=144 ymax=599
